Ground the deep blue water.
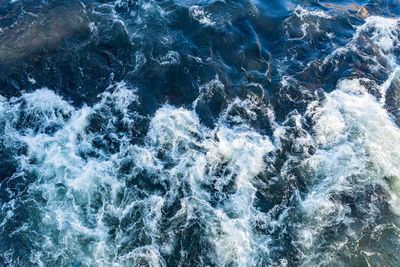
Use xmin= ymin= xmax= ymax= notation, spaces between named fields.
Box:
xmin=1 ymin=0 xmax=400 ymax=266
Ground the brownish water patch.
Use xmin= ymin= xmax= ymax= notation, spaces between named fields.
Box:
xmin=321 ymin=3 xmax=369 ymax=18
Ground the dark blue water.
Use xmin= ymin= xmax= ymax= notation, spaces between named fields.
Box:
xmin=1 ymin=0 xmax=400 ymax=266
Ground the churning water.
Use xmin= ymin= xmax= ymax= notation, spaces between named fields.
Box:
xmin=1 ymin=0 xmax=400 ymax=266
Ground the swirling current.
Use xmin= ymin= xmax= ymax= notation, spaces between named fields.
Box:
xmin=1 ymin=0 xmax=400 ymax=266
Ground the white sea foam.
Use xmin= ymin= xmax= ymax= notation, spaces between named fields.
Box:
xmin=147 ymin=103 xmax=275 ymax=265
xmin=297 ymin=77 xmax=400 ymax=265
xmin=189 ymin=6 xmax=215 ymax=26
xmin=156 ymin=51 xmax=181 ymax=65
xmin=0 ymin=83 xmax=277 ymax=266
xmin=2 ymin=80 xmax=400 ymax=266
xmin=322 ymin=16 xmax=400 ymax=84
xmin=359 ymin=16 xmax=400 ymax=52
xmin=281 ymin=5 xmax=332 ymax=41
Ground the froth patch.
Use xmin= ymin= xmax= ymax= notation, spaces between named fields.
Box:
xmin=0 ymin=87 xmax=276 ymax=266
xmin=362 ymin=16 xmax=400 ymax=52
xmin=189 ymin=6 xmax=215 ymax=26
xmin=298 ymin=78 xmax=400 ymax=264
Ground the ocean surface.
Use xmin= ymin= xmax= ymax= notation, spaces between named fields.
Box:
xmin=1 ymin=0 xmax=400 ymax=266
